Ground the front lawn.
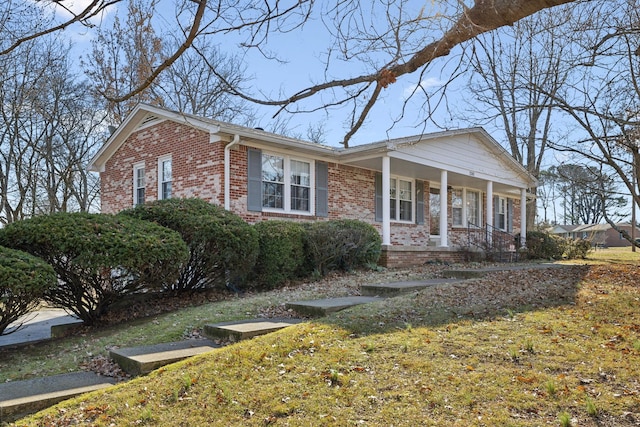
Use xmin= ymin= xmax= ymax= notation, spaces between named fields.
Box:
xmin=8 ymin=258 xmax=640 ymax=426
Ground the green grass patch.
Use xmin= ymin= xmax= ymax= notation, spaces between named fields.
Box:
xmin=8 ymin=263 xmax=640 ymax=426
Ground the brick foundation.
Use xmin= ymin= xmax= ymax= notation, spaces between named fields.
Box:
xmin=379 ymin=245 xmax=467 ymax=268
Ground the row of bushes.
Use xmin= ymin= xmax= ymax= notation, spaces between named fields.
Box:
xmin=0 ymin=198 xmax=381 ymax=333
xmin=525 ymin=230 xmax=592 ymax=260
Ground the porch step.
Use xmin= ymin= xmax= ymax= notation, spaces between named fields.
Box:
xmin=203 ymin=318 xmax=303 ymax=341
xmin=286 ymin=296 xmax=381 ymax=317
xmin=0 ymin=372 xmax=116 ymax=423
xmin=109 ymin=339 xmax=219 ymax=376
xmin=361 ymin=279 xmax=464 ymax=296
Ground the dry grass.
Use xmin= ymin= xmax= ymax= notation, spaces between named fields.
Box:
xmin=7 ymin=260 xmax=640 ymax=426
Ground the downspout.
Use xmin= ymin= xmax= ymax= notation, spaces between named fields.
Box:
xmin=224 ymin=134 xmax=240 ymax=210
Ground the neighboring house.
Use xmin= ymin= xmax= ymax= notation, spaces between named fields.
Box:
xmin=89 ymin=104 xmax=537 ymax=267
xmin=557 ymin=222 xmax=640 ymax=247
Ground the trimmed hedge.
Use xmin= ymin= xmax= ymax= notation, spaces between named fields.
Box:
xmin=0 ymin=246 xmax=57 ymax=335
xmin=525 ymin=230 xmax=565 ymax=260
xmin=120 ymin=198 xmax=259 ymax=291
xmin=0 ymin=213 xmax=188 ymax=325
xmin=304 ymin=219 xmax=382 ymax=275
xmin=252 ymin=221 xmax=306 ymax=289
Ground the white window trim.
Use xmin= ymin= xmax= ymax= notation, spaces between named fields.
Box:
xmin=133 ymin=161 xmax=145 ymax=207
xmin=496 ymin=196 xmax=507 ymax=231
xmin=452 ymin=188 xmax=483 ymax=227
xmin=261 ymin=151 xmax=315 ymax=215
xmin=390 ymin=175 xmax=414 ymax=224
xmin=158 ymin=155 xmax=172 ymax=200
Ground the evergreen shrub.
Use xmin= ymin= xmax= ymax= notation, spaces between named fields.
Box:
xmin=0 ymin=246 xmax=56 ymax=335
xmin=252 ymin=220 xmax=306 ymax=289
xmin=0 ymin=212 xmax=188 ymax=324
xmin=121 ymin=198 xmax=259 ymax=291
xmin=304 ymin=219 xmax=382 ymax=275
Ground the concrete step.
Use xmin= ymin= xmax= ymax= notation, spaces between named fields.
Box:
xmin=204 ymin=318 xmax=303 ymax=341
xmin=286 ymin=296 xmax=381 ymax=317
xmin=361 ymin=278 xmax=464 ymax=296
xmin=109 ymin=339 xmax=219 ymax=376
xmin=0 ymin=372 xmax=116 ymax=423
xmin=0 ymin=309 xmax=82 ymax=349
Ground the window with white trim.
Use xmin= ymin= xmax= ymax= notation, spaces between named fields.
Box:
xmin=158 ymin=156 xmax=172 ymax=200
xmin=452 ymin=189 xmax=463 ymax=226
xmin=261 ymin=152 xmax=313 ymax=213
xmin=133 ymin=163 xmax=145 ymax=206
xmin=452 ymin=188 xmax=482 ymax=227
xmin=497 ymin=196 xmax=507 ymax=230
xmin=390 ymin=177 xmax=413 ymax=222
xmin=467 ymin=190 xmax=480 ymax=226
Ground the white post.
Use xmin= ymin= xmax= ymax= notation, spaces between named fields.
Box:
xmin=520 ymin=188 xmax=527 ymax=247
xmin=486 ymin=181 xmax=493 ymax=245
xmin=440 ymin=170 xmax=448 ymax=247
xmin=382 ymin=156 xmax=391 ymax=246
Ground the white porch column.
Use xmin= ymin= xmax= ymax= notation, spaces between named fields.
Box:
xmin=486 ymin=181 xmax=493 ymax=228
xmin=520 ymin=188 xmax=527 ymax=247
xmin=486 ymin=181 xmax=493 ymax=245
xmin=439 ymin=170 xmax=448 ymax=247
xmin=382 ymin=156 xmax=391 ymax=246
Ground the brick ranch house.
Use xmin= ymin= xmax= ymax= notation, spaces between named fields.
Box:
xmin=89 ymin=104 xmax=537 ymax=267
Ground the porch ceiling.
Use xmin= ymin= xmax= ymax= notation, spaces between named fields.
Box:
xmin=342 ymin=156 xmax=522 ymax=195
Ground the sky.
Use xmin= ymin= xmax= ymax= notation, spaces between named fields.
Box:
xmin=49 ymin=0 xmax=466 ymax=148
xmin=42 ymin=0 xmax=640 ymax=224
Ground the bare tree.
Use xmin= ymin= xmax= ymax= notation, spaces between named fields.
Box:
xmin=0 ymin=24 xmax=105 ymax=223
xmin=463 ymin=7 xmax=578 ymax=230
xmin=538 ymin=0 xmax=640 ymax=244
xmin=2 ymin=0 xmax=580 ymax=145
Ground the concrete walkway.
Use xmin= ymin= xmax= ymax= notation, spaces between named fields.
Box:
xmin=0 ymin=309 xmax=81 ymax=349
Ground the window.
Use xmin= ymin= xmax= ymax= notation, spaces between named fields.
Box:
xmin=452 ymin=188 xmax=482 ymax=227
xmin=158 ymin=156 xmax=172 ymax=200
xmin=133 ymin=163 xmax=145 ymax=206
xmin=389 ymin=177 xmax=413 ymax=222
xmin=261 ymin=153 xmax=312 ymax=213
xmin=429 ymin=188 xmax=440 ymax=235
xmin=497 ymin=197 xmax=507 ymax=230
xmin=467 ymin=190 xmax=480 ymax=226
xmin=290 ymin=160 xmax=310 ymax=211
xmin=262 ymin=154 xmax=284 ymax=209
xmin=452 ymin=189 xmax=463 ymax=226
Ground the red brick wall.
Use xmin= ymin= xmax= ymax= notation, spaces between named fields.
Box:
xmin=100 ymin=120 xmax=522 ymax=255
xmin=101 ymin=121 xmax=225 ymax=213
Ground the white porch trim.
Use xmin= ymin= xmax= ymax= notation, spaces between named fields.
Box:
xmin=382 ymin=156 xmax=391 ymax=245
xmin=520 ymin=188 xmax=527 ymax=247
xmin=439 ymin=170 xmax=448 ymax=247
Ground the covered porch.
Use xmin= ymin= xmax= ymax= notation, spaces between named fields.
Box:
xmin=337 ymin=129 xmax=536 ymax=267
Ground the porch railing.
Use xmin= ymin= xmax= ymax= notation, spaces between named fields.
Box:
xmin=467 ymin=222 xmax=520 ymax=262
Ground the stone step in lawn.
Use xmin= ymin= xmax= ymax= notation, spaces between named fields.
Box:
xmin=204 ymin=318 xmax=303 ymax=341
xmin=361 ymin=278 xmax=464 ymax=296
xmin=0 ymin=372 xmax=116 ymax=423
xmin=286 ymin=296 xmax=381 ymax=317
xmin=109 ymin=339 xmax=220 ymax=376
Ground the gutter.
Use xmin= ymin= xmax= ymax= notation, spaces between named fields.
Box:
xmin=224 ymin=134 xmax=241 ymax=210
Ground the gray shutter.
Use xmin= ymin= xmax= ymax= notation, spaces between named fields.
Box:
xmin=375 ymin=172 xmax=382 ymax=222
xmin=247 ymin=148 xmax=262 ymax=212
xmin=416 ymin=180 xmax=424 ymax=225
xmin=493 ymin=196 xmax=499 ymax=228
xmin=507 ymin=199 xmax=514 ymax=233
xmin=316 ymin=161 xmax=328 ymax=217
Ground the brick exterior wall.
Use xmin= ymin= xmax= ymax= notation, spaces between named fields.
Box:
xmin=100 ymin=120 xmax=523 ymax=267
xmin=101 ymin=121 xmax=225 ymax=213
